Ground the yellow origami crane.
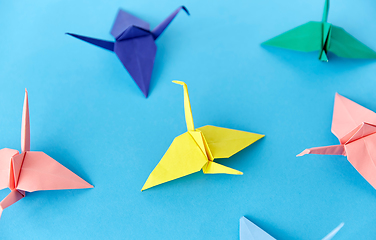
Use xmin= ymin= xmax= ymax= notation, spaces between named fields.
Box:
xmin=141 ymin=81 xmax=264 ymax=191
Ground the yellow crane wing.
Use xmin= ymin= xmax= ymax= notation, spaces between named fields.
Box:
xmin=198 ymin=125 xmax=264 ymax=159
xmin=202 ymin=161 xmax=243 ymax=175
xmin=142 ymin=132 xmax=208 ymax=191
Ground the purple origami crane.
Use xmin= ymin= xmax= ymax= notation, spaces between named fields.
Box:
xmin=67 ymin=6 xmax=189 ymax=97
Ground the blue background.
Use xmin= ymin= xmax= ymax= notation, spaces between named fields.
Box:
xmin=1 ymin=0 xmax=376 ymax=239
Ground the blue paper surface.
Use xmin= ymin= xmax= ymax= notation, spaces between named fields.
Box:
xmin=1 ymin=0 xmax=376 ymax=239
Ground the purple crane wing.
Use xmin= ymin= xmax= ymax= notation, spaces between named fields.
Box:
xmin=111 ymin=9 xmax=150 ymax=39
xmin=116 ymin=26 xmax=151 ymax=41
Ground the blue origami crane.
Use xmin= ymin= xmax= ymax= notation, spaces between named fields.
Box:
xmin=240 ymin=217 xmax=343 ymax=240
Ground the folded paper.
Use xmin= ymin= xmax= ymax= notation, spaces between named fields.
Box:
xmin=141 ymin=81 xmax=264 ymax=191
xmin=240 ymin=217 xmax=275 ymax=240
xmin=67 ymin=6 xmax=189 ymax=97
xmin=240 ymin=217 xmax=343 ymax=240
xmin=0 ymin=90 xmax=93 ymax=218
xmin=262 ymin=0 xmax=376 ymax=61
xmin=297 ymin=93 xmax=376 ymax=190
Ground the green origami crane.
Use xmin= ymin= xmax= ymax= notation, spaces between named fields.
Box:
xmin=262 ymin=0 xmax=376 ymax=61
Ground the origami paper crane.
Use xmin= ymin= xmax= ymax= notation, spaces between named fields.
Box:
xmin=0 ymin=90 xmax=93 ymax=218
xmin=262 ymin=0 xmax=376 ymax=61
xmin=239 ymin=216 xmax=343 ymax=240
xmin=297 ymin=93 xmax=376 ymax=190
xmin=67 ymin=6 xmax=189 ymax=97
xmin=141 ymin=81 xmax=264 ymax=191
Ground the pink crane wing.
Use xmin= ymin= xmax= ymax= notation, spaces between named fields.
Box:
xmin=343 ymin=122 xmax=376 ymax=144
xmin=0 ymin=148 xmax=19 ymax=190
xmin=344 ymin=133 xmax=376 ymax=190
xmin=16 ymin=151 xmax=93 ymax=192
xmin=332 ymin=93 xmax=376 ymax=143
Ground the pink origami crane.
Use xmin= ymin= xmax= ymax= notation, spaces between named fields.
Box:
xmin=0 ymin=90 xmax=93 ymax=218
xmin=298 ymin=93 xmax=376 ymax=190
